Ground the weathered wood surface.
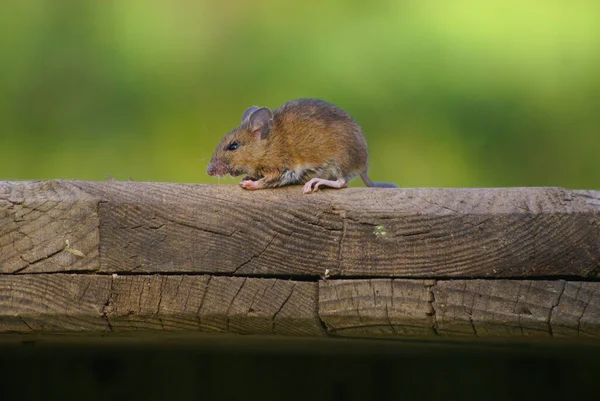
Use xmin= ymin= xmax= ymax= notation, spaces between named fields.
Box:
xmin=0 ymin=274 xmax=322 ymax=337
xmin=319 ymin=279 xmax=600 ymax=338
xmin=1 ymin=274 xmax=598 ymax=339
xmin=1 ymin=180 xmax=599 ymax=278
xmin=1 ymin=181 xmax=600 ymax=340
xmin=0 ymin=181 xmax=100 ymax=274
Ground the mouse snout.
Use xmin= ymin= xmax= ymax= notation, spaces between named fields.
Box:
xmin=206 ymin=162 xmax=217 ymax=176
xmin=207 ymin=159 xmax=227 ymax=176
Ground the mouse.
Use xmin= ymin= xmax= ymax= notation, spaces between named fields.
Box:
xmin=206 ymin=98 xmax=397 ymax=194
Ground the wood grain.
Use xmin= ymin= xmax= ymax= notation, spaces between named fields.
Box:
xmin=0 ymin=275 xmax=110 ymax=333
xmin=82 ymin=181 xmax=340 ymax=276
xmin=318 ymin=279 xmax=436 ymax=337
xmin=0 ymin=275 xmax=323 ymax=337
xmin=3 ymin=181 xmax=599 ymax=340
xmin=319 ymin=279 xmax=600 ymax=338
xmin=1 ymin=181 xmax=599 ymax=278
xmin=75 ymin=181 xmax=600 ymax=278
xmin=3 ymin=274 xmax=597 ymax=339
xmin=0 ymin=181 xmax=100 ymax=273
xmin=330 ymin=187 xmax=600 ymax=278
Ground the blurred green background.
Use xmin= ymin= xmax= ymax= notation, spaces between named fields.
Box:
xmin=1 ymin=0 xmax=598 ymax=188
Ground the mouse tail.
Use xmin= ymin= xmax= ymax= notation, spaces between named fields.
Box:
xmin=360 ymin=172 xmax=397 ymax=188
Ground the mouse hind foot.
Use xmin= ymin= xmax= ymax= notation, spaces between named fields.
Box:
xmin=302 ymin=177 xmax=347 ymax=194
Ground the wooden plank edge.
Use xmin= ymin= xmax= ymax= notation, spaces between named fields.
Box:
xmin=3 ymin=181 xmax=600 ymax=278
xmin=319 ymin=279 xmax=600 ymax=339
xmin=1 ymin=274 xmax=599 ymax=341
xmin=0 ymin=274 xmax=324 ymax=337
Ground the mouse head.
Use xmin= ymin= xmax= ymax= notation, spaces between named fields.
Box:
xmin=207 ymin=106 xmax=273 ymax=179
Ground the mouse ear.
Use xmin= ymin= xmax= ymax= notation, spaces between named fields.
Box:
xmin=248 ymin=107 xmax=273 ymax=140
xmin=241 ymin=106 xmax=260 ymax=122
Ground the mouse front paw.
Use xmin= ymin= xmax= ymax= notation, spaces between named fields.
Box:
xmin=240 ymin=179 xmax=262 ymax=190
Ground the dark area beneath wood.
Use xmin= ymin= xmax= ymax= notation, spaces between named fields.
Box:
xmin=1 ymin=336 xmax=598 ymax=401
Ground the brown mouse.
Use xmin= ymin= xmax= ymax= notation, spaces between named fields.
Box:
xmin=206 ymin=99 xmax=397 ymax=194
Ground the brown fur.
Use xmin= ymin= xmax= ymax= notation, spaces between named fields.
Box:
xmin=207 ymin=99 xmax=396 ymax=189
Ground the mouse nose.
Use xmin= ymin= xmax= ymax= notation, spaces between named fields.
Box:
xmin=207 ymin=163 xmax=216 ymax=176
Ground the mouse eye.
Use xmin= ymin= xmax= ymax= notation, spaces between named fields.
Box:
xmin=226 ymin=142 xmax=239 ymax=151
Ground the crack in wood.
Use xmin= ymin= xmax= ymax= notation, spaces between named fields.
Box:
xmin=233 ymin=233 xmax=279 ymax=275
xmin=12 ymin=246 xmax=67 ymax=274
xmin=426 ymin=280 xmax=439 ymax=336
xmin=548 ymin=281 xmax=566 ymax=336
xmin=226 ymin=278 xmax=246 ymax=331
xmin=101 ymin=275 xmax=115 ymax=332
xmin=272 ymin=282 xmax=295 ymax=333
xmin=18 ymin=315 xmax=34 ymax=332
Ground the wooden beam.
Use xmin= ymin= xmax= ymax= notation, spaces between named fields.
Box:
xmin=0 ymin=274 xmax=323 ymax=337
xmin=319 ymin=279 xmax=600 ymax=338
xmin=2 ymin=181 xmax=599 ymax=278
xmin=1 ymin=181 xmax=600 ymax=340
xmin=1 ymin=274 xmax=597 ymax=339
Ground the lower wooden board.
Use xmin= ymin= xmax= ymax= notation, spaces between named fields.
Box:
xmin=0 ymin=275 xmax=598 ymax=339
xmin=319 ymin=279 xmax=600 ymax=338
xmin=0 ymin=274 xmax=323 ymax=337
